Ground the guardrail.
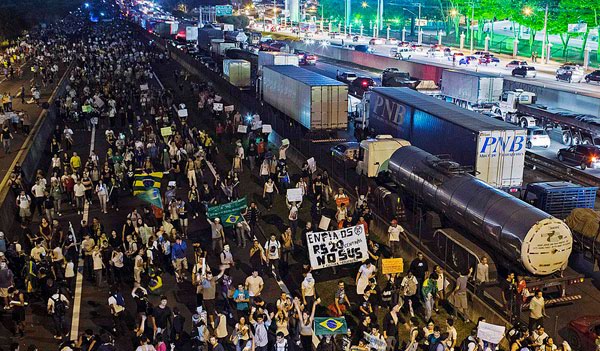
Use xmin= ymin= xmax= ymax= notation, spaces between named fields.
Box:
xmin=525 ymin=151 xmax=600 ymax=188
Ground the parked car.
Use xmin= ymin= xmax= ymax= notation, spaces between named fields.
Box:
xmin=427 ymin=48 xmax=444 ymax=58
xmin=448 ymin=52 xmax=464 ymax=62
xmin=526 ymin=127 xmax=550 ymax=148
xmin=296 ymin=51 xmax=317 ymax=65
xmin=564 ymin=315 xmax=600 ymax=351
xmin=354 ymin=45 xmax=374 ymax=53
xmin=556 ymin=65 xmax=584 ymax=83
xmin=585 ymin=70 xmax=600 ymax=84
xmin=398 ymin=41 xmax=412 ymax=48
xmin=506 ymin=60 xmax=528 ymax=69
xmin=330 ymin=142 xmax=360 ymax=163
xmin=512 ymin=66 xmax=537 ymax=78
xmin=336 ymin=71 xmax=358 ymax=84
xmin=348 ymin=77 xmax=376 ymax=97
xmin=386 ymin=38 xmax=399 ymax=45
xmin=557 ymin=145 xmax=600 ymax=170
xmin=369 ymin=38 xmax=384 ymax=45
xmin=394 ymin=47 xmax=412 ymax=60
xmin=473 ymin=50 xmax=491 ymax=58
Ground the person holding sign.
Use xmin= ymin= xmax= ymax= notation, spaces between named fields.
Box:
xmin=355 ymin=260 xmax=376 ymax=296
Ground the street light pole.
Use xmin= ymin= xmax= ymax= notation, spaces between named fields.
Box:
xmin=320 ymin=4 xmax=324 ymax=32
xmin=417 ymin=3 xmax=422 ymax=44
xmin=541 ymin=3 xmax=548 ymax=64
xmin=469 ymin=3 xmax=474 ymax=52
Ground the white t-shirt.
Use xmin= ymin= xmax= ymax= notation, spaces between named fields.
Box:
xmin=265 ymin=240 xmax=280 ymax=260
xmin=388 ymin=225 xmax=404 ymax=242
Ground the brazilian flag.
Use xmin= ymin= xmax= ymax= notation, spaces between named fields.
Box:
xmin=314 ymin=317 xmax=348 ymax=335
xmin=133 ymin=172 xmax=163 ymax=195
xmin=136 ymin=187 xmax=163 ymax=209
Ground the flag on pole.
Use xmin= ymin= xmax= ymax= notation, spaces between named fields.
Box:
xmin=136 ymin=187 xmax=163 ymax=209
xmin=133 ymin=172 xmax=163 ymax=195
xmin=314 ymin=317 xmax=348 ymax=335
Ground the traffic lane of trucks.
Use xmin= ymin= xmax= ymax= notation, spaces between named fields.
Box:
xmin=301 ymin=58 xmax=382 ymax=85
xmin=312 ymin=35 xmax=600 ymax=97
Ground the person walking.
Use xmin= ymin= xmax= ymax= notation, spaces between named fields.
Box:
xmin=528 ymin=290 xmax=547 ymax=332
xmin=96 ymin=180 xmax=108 ymax=214
xmin=387 ymin=219 xmax=406 ymax=257
xmin=1 ymin=125 xmax=13 ymax=155
xmin=451 ymin=268 xmax=472 ymax=323
xmin=47 ymin=287 xmax=69 ymax=340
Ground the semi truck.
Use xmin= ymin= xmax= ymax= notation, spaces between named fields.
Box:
xmin=257 ymin=52 xmax=298 ymax=74
xmin=441 ymin=69 xmax=503 ymax=111
xmin=211 ymin=40 xmax=238 ymax=58
xmin=363 ymin=87 xmax=526 ymax=189
xmin=497 ymin=89 xmax=600 ymax=145
xmin=198 ymin=25 xmax=223 ymax=52
xmin=223 ymin=59 xmax=252 ymax=88
xmin=226 ymin=49 xmax=259 ymax=79
xmin=381 ymin=68 xmax=420 ymax=89
xmin=224 ymin=31 xmax=248 ymax=43
xmin=261 ymin=65 xmax=348 ymax=131
xmin=356 ymin=135 xmax=412 ymax=177
xmin=185 ymin=26 xmax=198 ymax=42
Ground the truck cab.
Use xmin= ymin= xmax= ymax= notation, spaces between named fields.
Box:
xmin=497 ymin=89 xmax=536 ymax=124
xmin=356 ymin=135 xmax=411 ymax=177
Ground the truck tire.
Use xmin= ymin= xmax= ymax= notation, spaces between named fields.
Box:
xmin=582 ymin=137 xmax=593 ymax=145
xmin=558 ymin=154 xmax=564 ymax=162
xmin=572 ymin=135 xmax=582 ymax=145
xmin=564 ymin=330 xmax=581 ymax=351
xmin=562 ymin=132 xmax=572 ymax=145
xmin=519 ymin=118 xmax=529 ymax=128
xmin=526 ymin=141 xmax=532 ymax=149
xmin=581 ymin=162 xmax=587 ymax=170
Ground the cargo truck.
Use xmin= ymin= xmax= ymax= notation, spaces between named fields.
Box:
xmin=523 ymin=181 xmax=597 ymax=219
xmin=356 ymin=135 xmax=412 ymax=177
xmin=257 ymin=52 xmax=298 ymax=74
xmin=498 ymin=89 xmax=600 ymax=145
xmin=185 ymin=26 xmax=198 ymax=42
xmin=441 ymin=69 xmax=503 ymax=111
xmin=224 ymin=31 xmax=249 ymax=43
xmin=364 ymin=87 xmax=526 ymax=189
xmin=198 ymin=25 xmax=223 ymax=52
xmin=211 ymin=41 xmax=238 ymax=58
xmin=261 ymin=65 xmax=348 ymax=131
xmin=223 ymin=59 xmax=252 ymax=88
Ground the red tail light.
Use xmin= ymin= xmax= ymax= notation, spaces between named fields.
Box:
xmin=362 ymin=81 xmax=368 ymax=87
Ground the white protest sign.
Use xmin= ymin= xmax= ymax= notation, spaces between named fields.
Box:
xmin=237 ymin=125 xmax=248 ymax=134
xmin=214 ymin=95 xmax=222 ymax=102
xmin=140 ymin=84 xmax=149 ymax=91
xmin=307 ymin=157 xmax=317 ymax=173
xmin=363 ymin=333 xmax=386 ymax=351
xmin=94 ymin=96 xmax=104 ymax=108
xmin=178 ymin=109 xmax=188 ymax=118
xmin=213 ymin=103 xmax=224 ymax=111
xmin=262 ymin=124 xmax=272 ymax=134
xmin=477 ymin=322 xmax=505 ymax=344
xmin=318 ymin=216 xmax=331 ymax=231
xmin=251 ymin=120 xmax=262 ymax=130
xmin=286 ymin=188 xmax=303 ymax=202
xmin=282 ymin=139 xmax=290 ymax=146
xmin=224 ymin=105 xmax=235 ymax=112
xmin=307 ymin=224 xmax=368 ymax=269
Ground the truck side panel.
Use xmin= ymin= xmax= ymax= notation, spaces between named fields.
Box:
xmin=476 ymin=130 xmax=526 ymax=188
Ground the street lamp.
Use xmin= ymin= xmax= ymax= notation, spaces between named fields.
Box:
xmin=362 ymin=1 xmax=368 ymax=8
xmin=469 ymin=2 xmax=474 ymax=53
xmin=523 ymin=4 xmax=549 ymax=64
xmin=403 ymin=4 xmax=422 ymax=44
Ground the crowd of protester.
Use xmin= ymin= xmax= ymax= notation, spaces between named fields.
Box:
xmin=0 ymin=7 xmax=583 ymax=351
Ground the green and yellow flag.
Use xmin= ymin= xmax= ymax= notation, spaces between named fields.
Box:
xmin=314 ymin=317 xmax=348 ymax=335
xmin=133 ymin=172 xmax=163 ymax=195
xmin=136 ymin=187 xmax=163 ymax=209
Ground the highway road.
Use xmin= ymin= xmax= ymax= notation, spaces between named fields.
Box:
xmin=277 ymin=30 xmax=600 ymax=98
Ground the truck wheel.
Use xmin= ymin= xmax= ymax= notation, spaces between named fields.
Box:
xmin=572 ymin=135 xmax=582 ymax=145
xmin=526 ymin=141 xmax=532 ymax=149
xmin=558 ymin=154 xmax=564 ymax=162
xmin=562 ymin=132 xmax=572 ymax=145
xmin=581 ymin=162 xmax=587 ymax=170
xmin=582 ymin=137 xmax=593 ymax=145
xmin=585 ymin=77 xmax=590 ymax=83
xmin=519 ymin=119 xmax=528 ymax=128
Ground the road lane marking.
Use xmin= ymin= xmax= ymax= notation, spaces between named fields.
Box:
xmin=70 ymin=123 xmax=95 ymax=341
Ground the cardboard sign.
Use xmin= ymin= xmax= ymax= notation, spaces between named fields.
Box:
xmin=477 ymin=322 xmax=505 ymax=344
xmin=262 ymin=124 xmax=272 ymax=134
xmin=251 ymin=120 xmax=262 ymax=130
xmin=307 ymin=157 xmax=317 ymax=173
xmin=363 ymin=332 xmax=386 ymax=351
xmin=317 ymin=216 xmax=331 ymax=231
xmin=286 ymin=188 xmax=303 ymax=202
xmin=237 ymin=125 xmax=248 ymax=134
xmin=224 ymin=105 xmax=235 ymax=112
xmin=140 ymin=84 xmax=149 ymax=91
xmin=160 ymin=127 xmax=173 ymax=137
xmin=94 ymin=96 xmax=104 ymax=108
xmin=213 ymin=103 xmax=224 ymax=111
xmin=381 ymin=258 xmax=404 ymax=274
xmin=282 ymin=139 xmax=290 ymax=146
xmin=307 ymin=224 xmax=368 ymax=269
xmin=178 ymin=109 xmax=188 ymax=117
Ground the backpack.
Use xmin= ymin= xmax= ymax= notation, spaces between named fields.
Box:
xmin=113 ymin=293 xmax=125 ymax=307
xmin=53 ymin=295 xmax=67 ymax=315
xmin=459 ymin=337 xmax=481 ymax=351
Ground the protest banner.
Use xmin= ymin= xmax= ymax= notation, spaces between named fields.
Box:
xmin=262 ymin=124 xmax=272 ymax=133
xmin=314 ymin=317 xmax=348 ymax=335
xmin=140 ymin=84 xmax=149 ymax=91
xmin=237 ymin=125 xmax=247 ymax=134
xmin=307 ymin=224 xmax=368 ymax=269
xmin=207 ymin=197 xmax=248 ymax=226
xmin=307 ymin=157 xmax=317 ymax=173
xmin=213 ymin=103 xmax=224 ymax=111
xmin=477 ymin=322 xmax=505 ymax=344
xmin=363 ymin=332 xmax=386 ymax=351
xmin=381 ymin=258 xmax=404 ymax=274
xmin=286 ymin=188 xmax=303 ymax=202
xmin=178 ymin=109 xmax=188 ymax=117
xmin=160 ymin=127 xmax=173 ymax=137
xmin=224 ymin=105 xmax=235 ymax=112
